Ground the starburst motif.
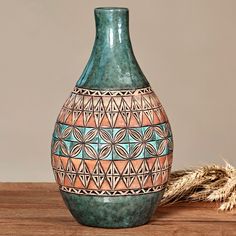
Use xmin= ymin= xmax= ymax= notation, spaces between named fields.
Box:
xmin=99 ymin=129 xmax=127 ymax=159
xmin=128 ymin=127 xmax=154 ymax=158
xmin=70 ymin=128 xmax=98 ymax=159
xmin=52 ymin=124 xmax=72 ymax=155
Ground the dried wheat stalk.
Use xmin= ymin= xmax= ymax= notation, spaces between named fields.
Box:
xmin=160 ymin=162 xmax=236 ymax=211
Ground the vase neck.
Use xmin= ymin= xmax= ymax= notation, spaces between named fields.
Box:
xmin=95 ymin=8 xmax=131 ymax=50
xmin=77 ymin=8 xmax=149 ymax=90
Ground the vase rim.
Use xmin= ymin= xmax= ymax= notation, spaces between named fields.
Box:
xmin=95 ymin=7 xmax=128 ymax=12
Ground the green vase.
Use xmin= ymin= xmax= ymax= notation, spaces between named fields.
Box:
xmin=51 ymin=7 xmax=173 ymax=228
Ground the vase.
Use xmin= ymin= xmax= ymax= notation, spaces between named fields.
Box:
xmin=51 ymin=7 xmax=173 ymax=228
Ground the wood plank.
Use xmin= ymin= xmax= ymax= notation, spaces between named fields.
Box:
xmin=0 ymin=183 xmax=236 ymax=236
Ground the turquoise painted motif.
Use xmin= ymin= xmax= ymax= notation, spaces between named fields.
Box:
xmin=52 ymin=122 xmax=173 ymax=160
xmin=51 ymin=7 xmax=173 ymax=228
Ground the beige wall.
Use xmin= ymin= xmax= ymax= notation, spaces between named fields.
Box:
xmin=1 ymin=0 xmax=236 ymax=181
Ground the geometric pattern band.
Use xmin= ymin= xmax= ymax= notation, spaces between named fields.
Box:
xmin=52 ymin=153 xmax=172 ymax=194
xmin=60 ymin=184 xmax=167 ymax=196
xmin=52 ymin=123 xmax=173 ymax=160
xmin=57 ymin=86 xmax=168 ymax=128
xmin=51 ymin=86 xmax=173 ymax=196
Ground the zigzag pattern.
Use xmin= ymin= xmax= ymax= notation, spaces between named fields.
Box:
xmin=60 ymin=184 xmax=166 ymax=196
xmin=72 ymin=86 xmax=153 ymax=96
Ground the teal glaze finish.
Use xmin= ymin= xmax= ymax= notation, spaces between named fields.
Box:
xmin=77 ymin=8 xmax=149 ymax=90
xmin=61 ymin=190 xmax=165 ymax=228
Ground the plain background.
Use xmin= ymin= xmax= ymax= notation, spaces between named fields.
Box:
xmin=1 ymin=0 xmax=236 ymax=181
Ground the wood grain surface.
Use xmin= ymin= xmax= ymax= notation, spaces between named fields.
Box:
xmin=0 ymin=183 xmax=235 ymax=236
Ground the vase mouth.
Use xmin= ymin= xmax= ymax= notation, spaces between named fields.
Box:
xmin=95 ymin=7 xmax=128 ymax=12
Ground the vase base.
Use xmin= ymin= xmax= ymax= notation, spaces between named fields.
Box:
xmin=60 ymin=189 xmax=164 ymax=228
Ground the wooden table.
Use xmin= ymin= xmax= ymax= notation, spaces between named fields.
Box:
xmin=0 ymin=183 xmax=235 ymax=236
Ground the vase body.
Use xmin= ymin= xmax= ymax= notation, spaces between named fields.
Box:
xmin=51 ymin=7 xmax=173 ymax=228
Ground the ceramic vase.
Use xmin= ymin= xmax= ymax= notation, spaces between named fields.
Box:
xmin=51 ymin=7 xmax=173 ymax=228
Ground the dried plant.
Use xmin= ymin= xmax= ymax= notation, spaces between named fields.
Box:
xmin=160 ymin=162 xmax=236 ymax=211
xmin=219 ymin=192 xmax=236 ymax=211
